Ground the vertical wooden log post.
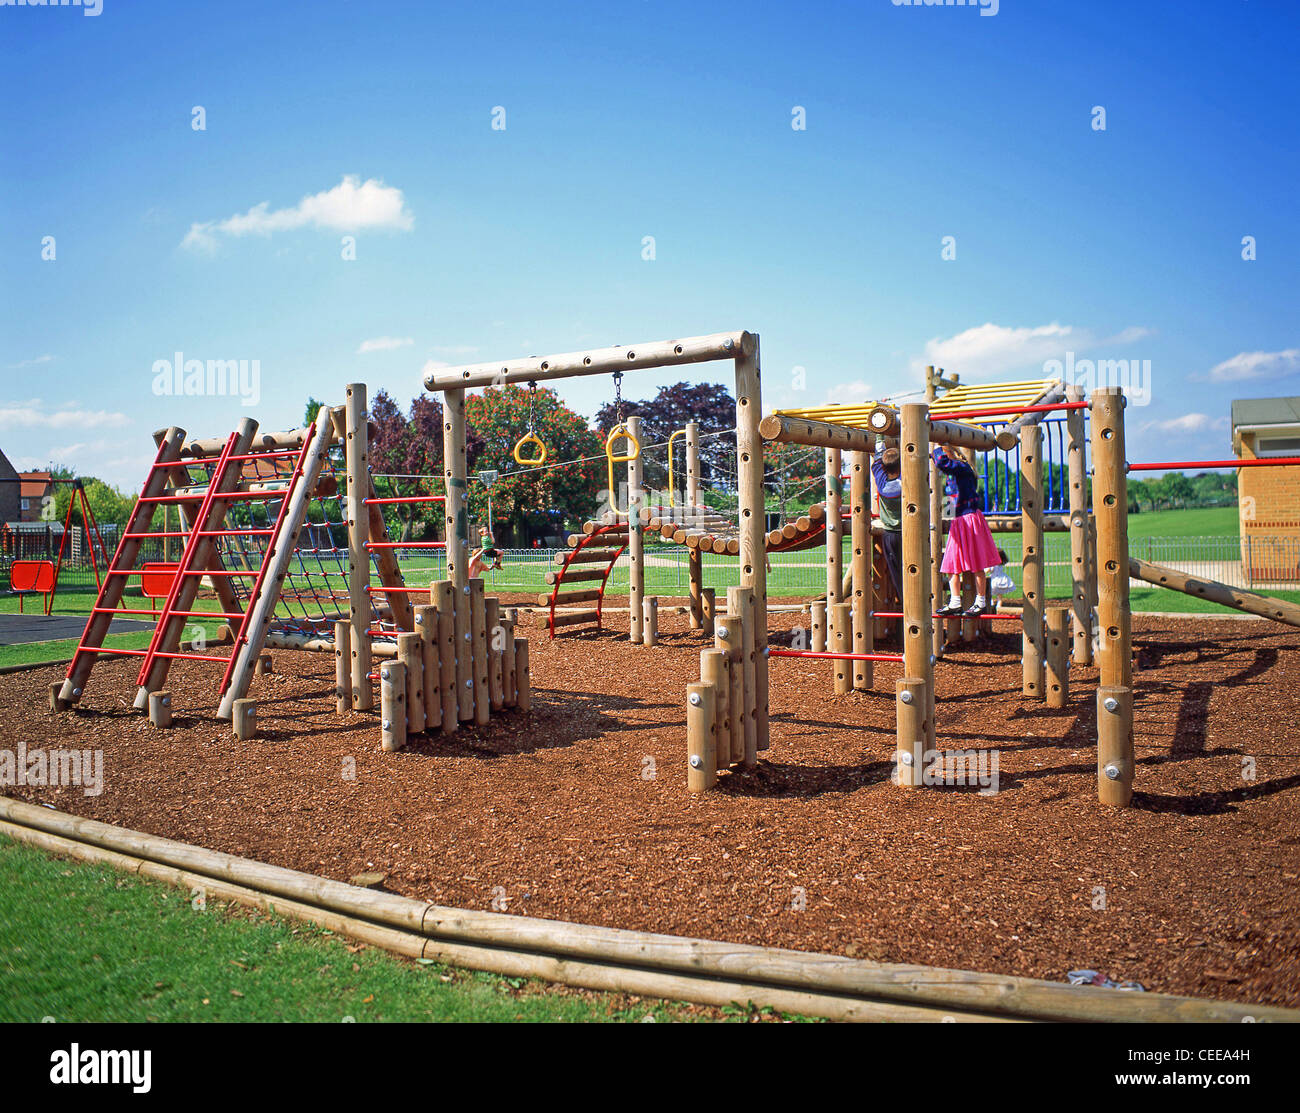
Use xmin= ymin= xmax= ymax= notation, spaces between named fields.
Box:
xmin=627 ymin=414 xmax=645 ymax=645
xmin=831 ymin=601 xmax=853 ymax=696
xmin=701 ymin=587 xmax=716 ymax=637
xmin=900 ymin=404 xmax=934 ymax=782
xmin=826 ymin=447 xmax=844 ymax=606
xmin=1091 ymin=387 xmax=1133 ymax=806
xmin=1045 ymin=607 xmax=1070 ymax=710
xmin=485 ymin=597 xmax=504 ymax=711
xmin=434 ymin=580 xmax=458 ymax=734
xmin=514 ymin=638 xmax=531 ymax=712
xmin=415 ymin=604 xmax=441 ymax=732
xmin=1020 ymin=424 xmax=1046 ymax=699
xmin=850 ymin=450 xmax=873 ymax=690
xmin=501 ymin=609 xmax=518 ymax=707
xmin=686 ymin=421 xmax=704 ymax=630
xmin=686 ymin=682 xmax=717 ymax=793
xmin=232 ymin=699 xmax=257 ymax=742
xmin=726 ymin=585 xmax=757 ymax=767
xmin=148 ymin=691 xmax=173 ymax=729
xmin=1066 ymin=384 xmax=1093 ymax=666
xmin=333 ymin=621 xmax=351 ymax=715
xmin=701 ymin=648 xmax=730 ymax=774
xmin=345 ymin=384 xmax=373 ymax=711
xmin=715 ymin=610 xmax=745 ymax=765
xmin=397 ymin=632 xmax=425 ymax=736
xmin=734 ymin=338 xmax=769 ymax=751
xmin=643 ymin=596 xmax=659 ymax=646
xmin=895 ymin=678 xmax=927 ymax=788
xmin=470 ymin=578 xmax=489 ymax=726
xmin=442 ymin=389 xmax=473 ymax=722
xmin=380 ymin=662 xmax=406 ymax=752
xmin=810 ymin=598 xmax=827 ymax=654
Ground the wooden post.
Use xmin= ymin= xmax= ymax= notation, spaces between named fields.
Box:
xmin=1091 ymin=388 xmax=1133 ymax=805
xmin=255 ymin=654 xmax=273 ymax=677
xmin=900 ymin=404 xmax=934 ymax=778
xmin=826 ymin=448 xmax=844 ymax=606
xmin=346 ymin=384 xmax=373 ymax=711
xmin=831 ymin=601 xmax=852 ymax=696
xmin=1045 ymin=608 xmax=1069 ymax=710
xmin=1020 ymin=424 xmax=1045 ymax=699
xmin=397 ymin=632 xmax=425 ymax=735
xmin=627 ymin=414 xmax=645 ymax=645
xmin=850 ymin=450 xmax=873 ymax=690
xmin=686 ymin=421 xmax=704 ymax=630
xmin=470 ymin=578 xmax=489 ymax=726
xmin=701 ymin=648 xmax=730 ymax=773
xmin=380 ymin=662 xmax=406 ymax=752
xmin=501 ymin=611 xmax=517 ymax=707
xmin=334 ymin=621 xmax=351 ymax=715
xmin=434 ymin=580 xmax=458 ymax=734
xmin=148 ymin=690 xmax=173 ymax=728
xmin=701 ymin=587 xmax=715 ymax=637
xmin=443 ymin=389 xmax=472 ymax=721
xmin=49 ymin=682 xmax=71 ymax=713
xmin=734 ymin=339 xmax=769 ymax=751
xmin=810 ymin=598 xmax=827 ymax=653
xmin=726 ymin=585 xmax=756 ymax=766
xmin=1066 ymin=384 xmax=1093 ymax=666
xmin=715 ymin=611 xmax=745 ymax=765
xmin=415 ymin=604 xmax=441 ymax=731
xmin=514 ymin=638 xmax=531 ymax=712
xmin=895 ymin=678 xmax=926 ymax=788
xmin=686 ymin=682 xmax=717 ymax=793
xmin=485 ymin=598 xmax=504 ymax=710
xmin=232 ymin=699 xmax=257 ymax=741
xmin=643 ymin=596 xmax=659 ymax=646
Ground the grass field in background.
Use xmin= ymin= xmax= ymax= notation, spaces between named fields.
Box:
xmin=1124 ymin=506 xmax=1240 ymax=538
xmin=0 ymin=838 xmax=772 ymax=1023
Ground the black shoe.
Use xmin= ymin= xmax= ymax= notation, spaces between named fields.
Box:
xmin=938 ymin=601 xmax=963 ymax=617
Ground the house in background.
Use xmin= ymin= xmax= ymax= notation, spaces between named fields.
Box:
xmin=1231 ymin=396 xmax=1300 ymax=583
xmin=18 ymin=470 xmax=53 ymax=522
xmin=0 ymin=448 xmax=19 ymax=524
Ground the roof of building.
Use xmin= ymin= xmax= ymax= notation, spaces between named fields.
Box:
xmin=18 ymin=471 xmax=53 ymax=500
xmin=1230 ymin=397 xmax=1300 ymax=430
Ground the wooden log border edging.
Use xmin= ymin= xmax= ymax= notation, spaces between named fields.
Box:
xmin=1 ymin=798 xmax=1293 ymax=1023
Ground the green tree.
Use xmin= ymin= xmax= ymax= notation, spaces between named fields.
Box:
xmin=304 ymin=397 xmax=324 ymax=425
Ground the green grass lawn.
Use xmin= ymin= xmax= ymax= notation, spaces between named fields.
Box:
xmin=0 ymin=837 xmax=797 ymax=1023
xmin=1124 ymin=506 xmax=1240 ymax=538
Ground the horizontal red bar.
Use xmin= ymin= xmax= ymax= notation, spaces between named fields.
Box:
xmin=153 ymin=651 xmax=233 ymax=663
xmin=78 ymin=647 xmax=149 ymax=657
xmin=366 ymin=586 xmax=434 ymax=594
xmin=872 ymin=611 xmax=1022 ymax=621
xmin=224 ymin=450 xmax=301 ymax=462
xmin=92 ymin=606 xmax=157 ymax=616
xmin=365 ymin=541 xmax=446 ymax=550
xmin=1127 ymin=456 xmax=1300 ymax=472
xmin=769 ymin=649 xmax=904 ymax=663
xmin=930 ymin=401 xmax=1089 ymax=421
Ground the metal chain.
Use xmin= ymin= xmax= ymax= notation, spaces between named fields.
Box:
xmin=527 ymin=380 xmax=537 ymax=433
xmin=613 ymin=371 xmax=625 ymax=424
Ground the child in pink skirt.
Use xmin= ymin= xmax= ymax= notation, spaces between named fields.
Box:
xmin=933 ymin=447 xmax=1001 ymax=616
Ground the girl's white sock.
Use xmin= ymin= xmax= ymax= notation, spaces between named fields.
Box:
xmin=949 ymin=593 xmax=961 ymax=608
xmin=974 ymin=593 xmax=986 ymax=607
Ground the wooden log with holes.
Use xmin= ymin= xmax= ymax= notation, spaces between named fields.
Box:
xmin=148 ymin=690 xmax=173 ymax=728
xmin=827 ymin=448 xmax=844 ymax=607
xmin=930 ymin=451 xmax=946 ymax=659
xmin=1045 ymin=608 xmax=1069 ymax=710
xmin=397 ymin=632 xmax=425 ymax=736
xmin=810 ymin=598 xmax=827 ymax=653
xmin=734 ymin=344 xmax=768 ymax=751
xmin=415 ymin=604 xmax=441 ymax=732
xmin=686 ymin=421 xmax=705 ymax=630
xmin=1066 ymin=384 xmax=1093 ymax=665
xmin=346 ymin=385 xmax=373 ymax=711
xmin=380 ymin=662 xmax=406 ymax=752
xmin=443 ymin=390 xmax=473 ymax=721
xmin=851 ymin=451 xmax=873 ymax=690
xmin=686 ymin=682 xmax=717 ymax=793
xmin=1020 ymin=424 xmax=1045 ymax=699
xmin=434 ymin=580 xmax=458 ymax=735
xmin=334 ymin=621 xmax=351 ymax=714
xmin=232 ymin=699 xmax=257 ymax=742
xmin=895 ymin=678 xmax=926 ymax=788
xmin=470 ymin=578 xmax=489 ymax=726
xmin=514 ymin=638 xmax=531 ymax=712
xmin=715 ymin=610 xmax=744 ymax=765
xmin=626 ymin=415 xmax=645 ymax=645
xmin=485 ymin=598 xmax=503 ymax=710
xmin=501 ymin=610 xmax=517 ymax=707
xmin=701 ymin=648 xmax=730 ymax=774
xmin=1091 ymin=388 xmax=1133 ymax=805
xmin=643 ymin=597 xmax=659 ymax=646
xmin=832 ymin=601 xmax=852 ymax=696
xmin=728 ymin=586 xmax=758 ymax=767
xmin=701 ymin=587 xmax=715 ymax=637
xmin=899 ymin=404 xmax=934 ymax=781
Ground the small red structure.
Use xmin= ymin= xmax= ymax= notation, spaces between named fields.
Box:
xmin=10 ymin=560 xmax=55 ymax=614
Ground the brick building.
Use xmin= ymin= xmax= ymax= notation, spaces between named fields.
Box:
xmin=17 ymin=471 xmax=53 ymax=522
xmin=0 ymin=448 xmax=19 ymax=524
xmin=1231 ymin=396 xmax=1300 ymax=582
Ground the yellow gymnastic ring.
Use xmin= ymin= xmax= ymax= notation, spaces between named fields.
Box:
xmin=605 ymin=424 xmax=642 ymax=516
xmin=513 ymin=432 xmax=548 ymax=466
xmin=667 ymin=428 xmax=686 ymax=508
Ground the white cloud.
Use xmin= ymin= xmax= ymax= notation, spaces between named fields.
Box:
xmin=913 ymin=322 xmax=1153 ymax=382
xmin=0 ymin=399 xmax=130 ymax=431
xmin=182 ymin=176 xmax=414 ymax=251
xmin=1138 ymin=413 xmax=1230 ymax=435
xmin=6 ymin=354 xmax=53 ymax=370
xmin=357 ymin=336 xmax=414 ymax=354
xmin=1202 ymin=348 xmax=1300 ymax=382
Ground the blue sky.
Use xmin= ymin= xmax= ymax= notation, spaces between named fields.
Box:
xmin=2 ymin=0 xmax=1297 ymax=488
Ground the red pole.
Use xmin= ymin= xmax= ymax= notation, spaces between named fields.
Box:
xmin=1127 ymin=457 xmax=1300 ymax=472
xmin=768 ymin=649 xmax=904 ymax=663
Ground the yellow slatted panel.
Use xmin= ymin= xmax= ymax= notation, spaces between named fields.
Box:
xmin=774 ymin=378 xmax=1059 ymax=429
